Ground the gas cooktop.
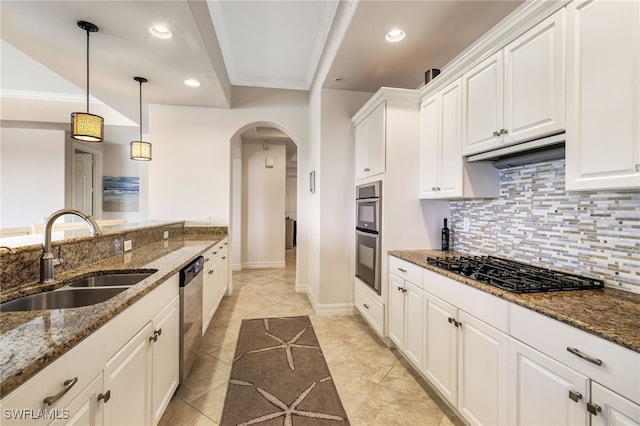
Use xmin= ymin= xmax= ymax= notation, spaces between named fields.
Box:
xmin=426 ymin=255 xmax=604 ymax=294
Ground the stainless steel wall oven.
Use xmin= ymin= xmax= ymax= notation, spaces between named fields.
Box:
xmin=355 ymin=181 xmax=381 ymax=295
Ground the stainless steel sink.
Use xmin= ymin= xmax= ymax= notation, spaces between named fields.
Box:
xmin=66 ymin=272 xmax=154 ymax=288
xmin=0 ymin=287 xmax=128 ymax=312
xmin=0 ymin=270 xmax=157 ymax=312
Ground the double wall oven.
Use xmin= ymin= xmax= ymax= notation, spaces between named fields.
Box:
xmin=355 ymin=181 xmax=381 ymax=295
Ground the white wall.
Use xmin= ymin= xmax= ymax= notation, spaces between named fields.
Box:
xmin=305 ymin=86 xmax=373 ymax=311
xmin=147 ymin=87 xmax=309 ymax=283
xmin=241 ymin=142 xmax=286 ymax=268
xmin=0 ymin=127 xmax=65 ymax=227
xmin=285 ymin=176 xmax=297 ymax=220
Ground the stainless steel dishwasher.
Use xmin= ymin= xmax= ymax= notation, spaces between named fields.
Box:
xmin=179 ymin=256 xmax=204 ymax=384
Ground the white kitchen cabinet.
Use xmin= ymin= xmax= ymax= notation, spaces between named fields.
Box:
xmin=462 ymin=52 xmax=503 ymax=155
xmin=457 ymin=311 xmax=509 ymax=426
xmin=566 ymin=0 xmax=640 ymax=190
xmin=203 ymin=238 xmax=229 ymax=334
xmin=48 ymin=374 xmax=103 ymax=426
xmin=423 ymin=291 xmax=458 ymax=405
xmin=420 ymin=78 xmax=499 ymax=199
xmin=1 ymin=274 xmax=180 ymax=426
xmin=354 ymin=279 xmax=385 ymax=337
xmin=462 ymin=9 xmax=566 ymax=156
xmin=590 ymin=382 xmax=640 ymax=426
xmin=151 ymin=296 xmax=180 ymax=425
xmin=354 ymin=102 xmax=386 ymax=180
xmin=388 ymin=272 xmax=423 ymax=369
xmin=103 ymin=323 xmax=153 ymax=426
xmin=105 ymin=294 xmax=180 ymax=426
xmin=508 ymin=337 xmax=589 ymax=426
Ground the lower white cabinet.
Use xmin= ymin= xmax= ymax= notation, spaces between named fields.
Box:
xmin=388 ymin=273 xmax=422 ymax=369
xmin=48 ymin=374 xmax=104 ymax=426
xmin=422 ymin=292 xmax=509 ymax=426
xmin=0 ymin=275 xmax=180 ymax=426
xmin=590 ymin=382 xmax=640 ymax=426
xmin=151 ymin=296 xmax=180 ymax=424
xmin=354 ymin=279 xmax=385 ymax=337
xmin=203 ymin=238 xmax=229 ymax=334
xmin=423 ymin=291 xmax=458 ymax=405
xmin=457 ymin=311 xmax=508 ymax=426
xmin=508 ymin=337 xmax=589 ymax=426
xmin=104 ymin=323 xmax=153 ymax=426
xmin=102 ymin=294 xmax=180 ymax=426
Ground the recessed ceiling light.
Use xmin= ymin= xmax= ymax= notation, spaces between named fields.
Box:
xmin=184 ymin=79 xmax=200 ymax=87
xmin=150 ymin=24 xmax=172 ymax=39
xmin=385 ymin=29 xmax=405 ymax=42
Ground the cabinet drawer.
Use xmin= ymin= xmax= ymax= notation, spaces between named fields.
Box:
xmin=423 ymin=268 xmax=509 ymax=333
xmin=354 ymin=281 xmax=385 ymax=336
xmin=389 ymin=256 xmax=422 ymax=287
xmin=510 ymin=303 xmax=640 ymax=404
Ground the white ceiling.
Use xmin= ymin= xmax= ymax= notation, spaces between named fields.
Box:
xmin=0 ymin=0 xmax=522 ymax=130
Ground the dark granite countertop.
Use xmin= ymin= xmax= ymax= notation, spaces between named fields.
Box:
xmin=389 ymin=249 xmax=640 ymax=354
xmin=0 ymin=234 xmax=226 ymax=397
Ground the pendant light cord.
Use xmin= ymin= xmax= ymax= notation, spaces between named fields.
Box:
xmin=139 ymin=81 xmax=143 ymax=141
xmin=86 ymin=28 xmax=90 ymax=113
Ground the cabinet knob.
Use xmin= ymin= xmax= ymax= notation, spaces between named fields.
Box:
xmin=364 ymin=168 xmax=370 ymax=172
xmin=43 ymin=377 xmax=78 ymax=406
xmin=397 ymin=286 xmax=403 ymax=291
xmin=635 ymin=164 xmax=639 ymax=172
xmin=205 ymin=258 xmax=210 ymax=262
xmin=398 ymin=268 xmax=407 ymax=273
xmin=493 ymin=131 xmax=499 ymax=137
xmin=209 ymin=270 xmax=214 ymax=275
xmin=500 ymin=128 xmax=508 ymax=135
xmin=363 ymin=303 xmax=369 ymax=309
xmin=98 ymin=390 xmax=111 ymax=403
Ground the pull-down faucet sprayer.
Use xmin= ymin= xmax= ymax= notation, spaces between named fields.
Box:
xmin=40 ymin=208 xmax=103 ymax=283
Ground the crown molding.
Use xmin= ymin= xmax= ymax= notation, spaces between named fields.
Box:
xmin=0 ymin=89 xmax=102 ymax=104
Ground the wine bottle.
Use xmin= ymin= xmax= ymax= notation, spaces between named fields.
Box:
xmin=441 ymin=218 xmax=450 ymax=251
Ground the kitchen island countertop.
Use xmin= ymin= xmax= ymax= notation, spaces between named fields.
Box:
xmin=0 ymin=233 xmax=225 ymax=397
xmin=389 ymin=249 xmax=640 ymax=354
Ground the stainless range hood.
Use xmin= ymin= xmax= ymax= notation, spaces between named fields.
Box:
xmin=466 ymin=133 xmax=565 ymax=169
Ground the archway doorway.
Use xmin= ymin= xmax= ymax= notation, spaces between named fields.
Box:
xmin=230 ymin=125 xmax=298 ymax=276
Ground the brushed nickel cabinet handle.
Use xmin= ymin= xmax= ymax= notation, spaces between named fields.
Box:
xmin=568 ymin=390 xmax=583 ymax=402
xmin=44 ymin=377 xmax=78 ymax=406
xmin=398 ymin=268 xmax=407 ymax=273
xmin=567 ymin=347 xmax=603 ymax=366
xmin=587 ymin=402 xmax=602 ymax=416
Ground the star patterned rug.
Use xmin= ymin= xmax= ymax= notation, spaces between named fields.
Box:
xmin=220 ymin=316 xmax=350 ymax=426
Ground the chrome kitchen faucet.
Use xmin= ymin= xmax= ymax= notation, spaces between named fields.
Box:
xmin=40 ymin=208 xmax=103 ymax=283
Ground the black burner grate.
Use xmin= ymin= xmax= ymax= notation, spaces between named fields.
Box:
xmin=426 ymin=256 xmax=604 ymax=293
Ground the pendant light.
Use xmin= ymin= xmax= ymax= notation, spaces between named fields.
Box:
xmin=71 ymin=21 xmax=104 ymax=142
xmin=130 ymin=77 xmax=152 ymax=161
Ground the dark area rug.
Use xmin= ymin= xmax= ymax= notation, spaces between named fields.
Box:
xmin=220 ymin=316 xmax=350 ymax=426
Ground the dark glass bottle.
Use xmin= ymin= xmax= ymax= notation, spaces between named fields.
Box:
xmin=441 ymin=218 xmax=450 ymax=251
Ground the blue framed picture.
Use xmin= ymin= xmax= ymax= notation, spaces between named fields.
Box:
xmin=103 ymin=176 xmax=139 ymax=212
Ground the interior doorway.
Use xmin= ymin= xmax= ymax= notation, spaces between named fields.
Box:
xmin=230 ymin=125 xmax=298 ymax=273
xmin=73 ymin=150 xmax=94 ymax=215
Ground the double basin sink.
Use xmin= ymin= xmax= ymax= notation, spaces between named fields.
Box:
xmin=1 ymin=271 xmax=157 ymax=312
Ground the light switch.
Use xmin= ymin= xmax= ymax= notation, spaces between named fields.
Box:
xmin=265 ymin=157 xmax=275 ymax=168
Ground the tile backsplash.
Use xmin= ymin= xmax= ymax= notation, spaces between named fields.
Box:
xmin=450 ymin=159 xmax=640 ymax=292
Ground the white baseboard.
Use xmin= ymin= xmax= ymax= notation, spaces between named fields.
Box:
xmin=294 ymin=281 xmax=308 ymax=294
xmin=232 ymin=263 xmax=242 ymax=272
xmin=242 ymin=261 xmax=286 ymax=269
xmin=306 ymin=288 xmax=357 ymax=316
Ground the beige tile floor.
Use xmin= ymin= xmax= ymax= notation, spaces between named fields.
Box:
xmin=159 ymin=249 xmax=464 ymax=426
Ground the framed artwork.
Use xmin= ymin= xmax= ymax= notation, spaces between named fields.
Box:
xmin=103 ymin=176 xmax=139 ymax=212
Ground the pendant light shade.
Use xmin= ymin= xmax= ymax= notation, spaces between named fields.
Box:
xmin=71 ymin=21 xmax=104 ymax=142
xmin=130 ymin=77 xmax=152 ymax=161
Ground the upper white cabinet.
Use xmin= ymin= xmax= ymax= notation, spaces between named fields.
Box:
xmin=354 ymin=102 xmax=386 ymax=180
xmin=462 ymin=9 xmax=566 ymax=156
xmin=419 ymin=78 xmax=499 ymax=199
xmin=565 ymin=0 xmax=640 ymax=191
